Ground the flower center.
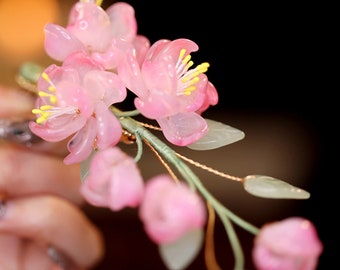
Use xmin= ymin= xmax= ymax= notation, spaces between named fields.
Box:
xmin=176 ymin=48 xmax=210 ymax=96
xmin=32 ymin=72 xmax=79 ymax=124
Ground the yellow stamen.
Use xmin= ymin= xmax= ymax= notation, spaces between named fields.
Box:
xmin=38 ymin=91 xmax=57 ymax=104
xmin=32 ymin=108 xmax=52 ymax=124
xmin=32 ymin=72 xmax=78 ymax=124
xmin=41 ymin=72 xmax=54 ymax=86
xmin=180 ymin=65 xmax=206 ymax=95
xmin=39 ymin=72 xmax=58 ymax=104
xmin=40 ymin=105 xmax=53 ymax=110
xmin=81 ymin=0 xmax=103 ymax=5
xmin=179 ymin=48 xmax=186 ymax=60
xmin=32 ymin=104 xmax=79 ymax=124
xmin=183 ymin=85 xmax=196 ymax=95
xmin=176 ymin=48 xmax=211 ymax=96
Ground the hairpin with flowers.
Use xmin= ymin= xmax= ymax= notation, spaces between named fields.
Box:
xmin=11 ymin=1 xmax=323 ymax=269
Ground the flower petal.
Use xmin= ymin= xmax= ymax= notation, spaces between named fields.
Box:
xmin=253 ymin=217 xmax=323 ymax=270
xmin=139 ymin=175 xmax=206 ymax=244
xmin=29 ymin=115 xmax=87 ymax=142
xmin=64 ymin=117 xmax=97 ymax=164
xmin=157 ymin=113 xmax=208 ymax=146
xmin=95 ymin=102 xmax=122 ymax=149
xmin=81 ymin=147 xmax=144 ymax=210
xmin=44 ymin=23 xmax=85 ymax=61
xmin=106 ymin=2 xmax=137 ymax=41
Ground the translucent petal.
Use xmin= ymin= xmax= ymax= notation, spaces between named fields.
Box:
xmin=159 ymin=229 xmax=204 ymax=270
xmin=243 ymin=175 xmax=310 ymax=199
xmin=44 ymin=23 xmax=85 ymax=62
xmin=157 ymin=112 xmax=208 ymax=146
xmin=187 ymin=119 xmax=245 ymax=150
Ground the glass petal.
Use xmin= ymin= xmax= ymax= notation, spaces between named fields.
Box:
xmin=187 ymin=119 xmax=245 ymax=150
xmin=243 ymin=175 xmax=310 ymax=199
xmin=159 ymin=228 xmax=204 ymax=270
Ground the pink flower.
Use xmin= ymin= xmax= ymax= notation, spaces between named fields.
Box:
xmin=44 ymin=1 xmax=150 ymax=70
xmin=29 ymin=51 xmax=127 ymax=164
xmin=80 ymin=147 xmax=144 ymax=211
xmin=139 ymin=174 xmax=206 ymax=244
xmin=252 ymin=217 xmax=323 ymax=270
xmin=118 ymin=38 xmax=218 ymax=146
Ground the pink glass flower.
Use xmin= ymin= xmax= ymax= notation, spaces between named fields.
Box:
xmin=80 ymin=147 xmax=144 ymax=211
xmin=139 ymin=174 xmax=206 ymax=244
xmin=118 ymin=38 xmax=218 ymax=146
xmin=29 ymin=51 xmax=127 ymax=164
xmin=44 ymin=1 xmax=150 ymax=70
xmin=252 ymin=217 xmax=323 ymax=270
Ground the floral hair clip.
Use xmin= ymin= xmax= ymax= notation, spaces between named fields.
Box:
xmin=16 ymin=0 xmax=323 ymax=269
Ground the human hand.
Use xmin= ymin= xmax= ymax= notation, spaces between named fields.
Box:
xmin=0 ymin=85 xmax=104 ymax=269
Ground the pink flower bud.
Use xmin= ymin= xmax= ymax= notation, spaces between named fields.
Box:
xmin=81 ymin=147 xmax=144 ymax=211
xmin=139 ymin=174 xmax=206 ymax=244
xmin=253 ymin=217 xmax=323 ymax=270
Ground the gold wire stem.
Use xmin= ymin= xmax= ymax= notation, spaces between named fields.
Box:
xmin=205 ymin=201 xmax=222 ymax=270
xmin=137 ymin=121 xmax=162 ymax=131
xmin=175 ymin=152 xmax=244 ymax=183
xmin=143 ymin=139 xmax=179 ymax=183
xmin=120 ymin=129 xmax=136 ymax=144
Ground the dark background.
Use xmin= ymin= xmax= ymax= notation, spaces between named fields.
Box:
xmin=82 ymin=1 xmax=335 ymax=269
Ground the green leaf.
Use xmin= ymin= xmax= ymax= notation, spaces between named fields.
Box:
xmin=187 ymin=119 xmax=245 ymax=150
xmin=243 ymin=175 xmax=310 ymax=199
xmin=158 ymin=229 xmax=204 ymax=270
xmin=19 ymin=62 xmax=43 ymax=83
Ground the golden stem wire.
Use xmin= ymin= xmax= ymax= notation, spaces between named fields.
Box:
xmin=205 ymin=202 xmax=222 ymax=270
xmin=175 ymin=152 xmax=244 ymax=183
xmin=143 ymin=139 xmax=179 ymax=184
xmin=137 ymin=121 xmax=162 ymax=131
xmin=139 ymin=124 xmax=241 ymax=269
xmin=137 ymin=121 xmax=244 ymax=183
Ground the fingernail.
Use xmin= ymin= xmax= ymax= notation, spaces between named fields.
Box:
xmin=47 ymin=246 xmax=76 ymax=270
xmin=0 ymin=119 xmax=42 ymax=147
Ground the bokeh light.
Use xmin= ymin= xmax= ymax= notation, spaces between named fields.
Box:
xmin=0 ymin=0 xmax=60 ymax=64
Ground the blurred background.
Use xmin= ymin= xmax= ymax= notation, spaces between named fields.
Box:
xmin=0 ymin=0 xmax=334 ymax=269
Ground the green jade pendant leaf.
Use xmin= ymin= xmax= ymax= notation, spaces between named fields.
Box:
xmin=243 ymin=175 xmax=310 ymax=199
xmin=159 ymin=229 xmax=204 ymax=270
xmin=187 ymin=119 xmax=245 ymax=150
xmin=19 ymin=62 xmax=43 ymax=83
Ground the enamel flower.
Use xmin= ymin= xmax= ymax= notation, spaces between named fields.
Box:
xmin=118 ymin=38 xmax=218 ymax=146
xmin=253 ymin=217 xmax=323 ymax=270
xmin=29 ymin=51 xmax=127 ymax=164
xmin=81 ymin=147 xmax=144 ymax=211
xmin=44 ymin=1 xmax=150 ymax=70
xmin=139 ymin=174 xmax=206 ymax=244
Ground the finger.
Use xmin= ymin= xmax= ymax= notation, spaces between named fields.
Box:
xmin=0 ymin=144 xmax=83 ymax=205
xmin=0 ymin=195 xmax=104 ymax=268
xmin=0 ymin=85 xmax=35 ymax=119
xmin=0 ymin=234 xmax=57 ymax=270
